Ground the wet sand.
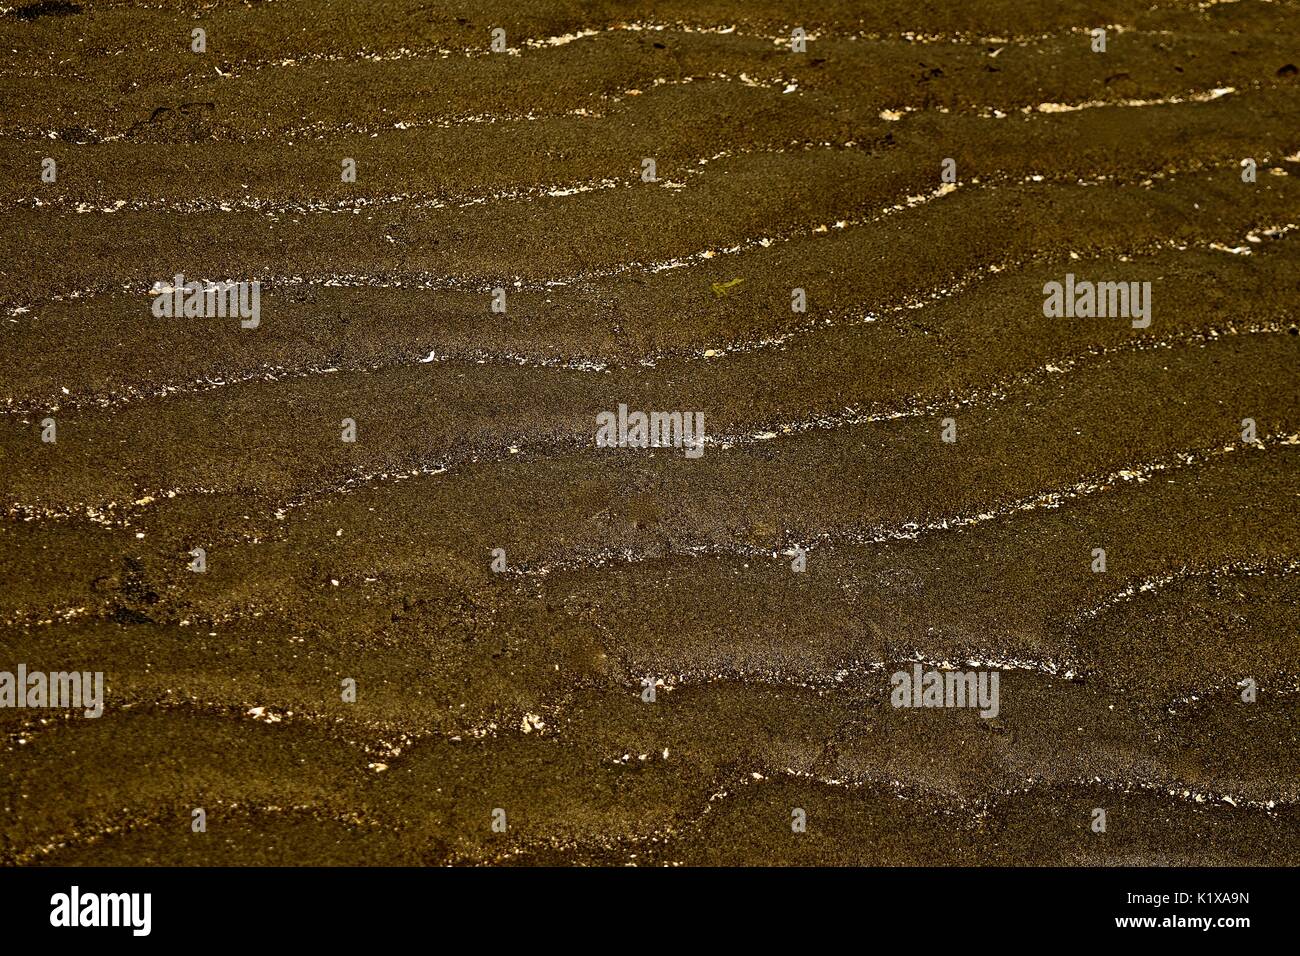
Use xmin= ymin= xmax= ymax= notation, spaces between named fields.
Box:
xmin=0 ymin=0 xmax=1298 ymax=865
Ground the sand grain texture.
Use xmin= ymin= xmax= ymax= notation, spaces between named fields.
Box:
xmin=1 ymin=0 xmax=1298 ymax=866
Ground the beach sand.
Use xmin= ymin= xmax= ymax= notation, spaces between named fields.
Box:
xmin=1 ymin=0 xmax=1297 ymax=865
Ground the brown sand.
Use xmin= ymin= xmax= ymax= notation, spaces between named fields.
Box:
xmin=0 ymin=0 xmax=1297 ymax=865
